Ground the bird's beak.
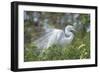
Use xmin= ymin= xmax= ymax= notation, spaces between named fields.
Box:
xmin=71 ymin=27 xmax=76 ymax=32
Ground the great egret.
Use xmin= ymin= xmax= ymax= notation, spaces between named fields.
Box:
xmin=34 ymin=25 xmax=76 ymax=50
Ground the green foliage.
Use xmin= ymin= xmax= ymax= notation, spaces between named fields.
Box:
xmin=80 ymin=14 xmax=90 ymax=25
xmin=24 ymin=32 xmax=90 ymax=61
xmin=24 ymin=43 xmax=39 ymax=61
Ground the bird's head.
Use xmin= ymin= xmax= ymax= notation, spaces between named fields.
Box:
xmin=65 ymin=25 xmax=76 ymax=33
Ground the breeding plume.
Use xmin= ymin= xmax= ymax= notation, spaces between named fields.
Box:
xmin=34 ymin=24 xmax=76 ymax=50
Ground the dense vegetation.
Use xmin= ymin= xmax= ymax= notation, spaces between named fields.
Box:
xmin=24 ymin=11 xmax=90 ymax=62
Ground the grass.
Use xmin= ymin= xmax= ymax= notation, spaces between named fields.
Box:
xmin=24 ymin=31 xmax=90 ymax=62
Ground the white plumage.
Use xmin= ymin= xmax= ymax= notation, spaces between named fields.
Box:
xmin=34 ymin=25 xmax=75 ymax=50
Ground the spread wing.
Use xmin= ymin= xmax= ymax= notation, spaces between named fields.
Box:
xmin=33 ymin=28 xmax=65 ymax=50
xmin=33 ymin=29 xmax=54 ymax=49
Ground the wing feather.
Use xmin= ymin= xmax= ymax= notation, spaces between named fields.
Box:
xmin=34 ymin=30 xmax=54 ymax=49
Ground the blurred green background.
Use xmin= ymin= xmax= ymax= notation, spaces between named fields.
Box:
xmin=24 ymin=11 xmax=90 ymax=62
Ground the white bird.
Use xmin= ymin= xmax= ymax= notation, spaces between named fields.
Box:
xmin=34 ymin=25 xmax=76 ymax=50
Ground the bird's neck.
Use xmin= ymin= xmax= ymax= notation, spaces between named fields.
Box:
xmin=65 ymin=30 xmax=74 ymax=40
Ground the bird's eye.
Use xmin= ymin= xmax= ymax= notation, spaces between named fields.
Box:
xmin=70 ymin=30 xmax=73 ymax=32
